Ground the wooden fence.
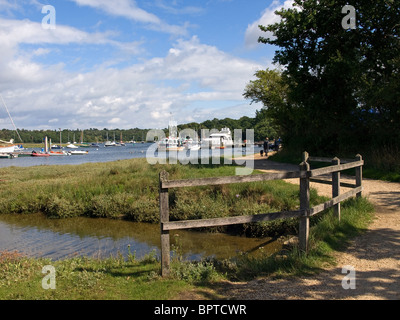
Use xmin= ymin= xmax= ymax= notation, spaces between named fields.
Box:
xmin=158 ymin=152 xmax=363 ymax=277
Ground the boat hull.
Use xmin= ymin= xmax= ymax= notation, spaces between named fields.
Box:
xmin=31 ymin=152 xmax=50 ymax=157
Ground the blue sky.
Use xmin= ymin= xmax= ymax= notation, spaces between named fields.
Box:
xmin=0 ymin=0 xmax=294 ymax=130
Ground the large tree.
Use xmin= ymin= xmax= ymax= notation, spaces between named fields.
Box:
xmin=247 ymin=0 xmax=399 ymax=156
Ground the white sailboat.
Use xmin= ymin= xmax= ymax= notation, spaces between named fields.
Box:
xmin=0 ymin=94 xmax=24 ymax=154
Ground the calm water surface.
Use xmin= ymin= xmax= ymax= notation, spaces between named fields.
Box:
xmin=0 ymin=143 xmax=275 ymax=261
xmin=0 ymin=213 xmax=280 ymax=261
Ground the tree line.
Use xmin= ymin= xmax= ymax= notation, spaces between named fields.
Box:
xmin=243 ymin=0 xmax=399 ymax=171
xmin=0 ymin=112 xmax=278 ymax=145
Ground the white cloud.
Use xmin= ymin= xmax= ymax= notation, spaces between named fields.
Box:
xmin=244 ymin=0 xmax=296 ymax=49
xmin=69 ymin=0 xmax=189 ymax=36
xmin=0 ymin=6 xmax=263 ymax=131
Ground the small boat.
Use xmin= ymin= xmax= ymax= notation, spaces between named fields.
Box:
xmin=104 ymin=141 xmax=116 ymax=147
xmin=0 ymin=153 xmax=17 ymax=159
xmin=49 ymin=150 xmax=67 ymax=156
xmin=157 ymin=137 xmax=185 ymax=151
xmin=15 ymin=152 xmax=34 ymax=157
xmin=68 ymin=150 xmax=89 ymax=155
xmin=31 ymin=151 xmax=50 ymax=157
xmin=0 ymin=145 xmax=16 ymax=153
xmin=66 ymin=143 xmax=78 ymax=149
xmin=184 ymin=139 xmax=201 ymax=151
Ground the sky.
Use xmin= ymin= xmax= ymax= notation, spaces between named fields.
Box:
xmin=0 ymin=0 xmax=295 ymax=130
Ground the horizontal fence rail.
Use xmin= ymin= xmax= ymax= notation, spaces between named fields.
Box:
xmin=161 ymin=170 xmax=305 ymax=189
xmin=159 ymin=152 xmax=363 ymax=277
xmin=163 ymin=210 xmax=305 ymax=231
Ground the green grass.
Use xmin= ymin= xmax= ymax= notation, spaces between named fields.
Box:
xmin=0 ymin=196 xmax=374 ymax=300
xmin=0 ymin=250 xmax=196 ymax=300
xmin=0 ymin=157 xmax=376 ymax=299
xmin=0 ymin=158 xmax=327 ymax=237
xmin=213 ymin=196 xmax=374 ymax=280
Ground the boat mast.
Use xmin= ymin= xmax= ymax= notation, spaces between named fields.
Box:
xmin=0 ymin=94 xmax=23 ymax=143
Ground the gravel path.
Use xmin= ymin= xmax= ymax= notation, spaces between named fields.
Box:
xmin=212 ymin=154 xmax=400 ymax=300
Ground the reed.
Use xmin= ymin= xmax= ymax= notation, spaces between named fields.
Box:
xmin=0 ymin=158 xmax=326 ymax=237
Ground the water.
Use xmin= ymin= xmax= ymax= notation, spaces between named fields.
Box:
xmin=0 ymin=143 xmax=275 ymax=261
xmin=0 ymin=143 xmax=262 ymax=168
xmin=0 ymin=143 xmax=153 ymax=168
xmin=0 ymin=213 xmax=280 ymax=261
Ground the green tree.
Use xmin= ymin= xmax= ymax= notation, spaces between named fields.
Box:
xmin=252 ymin=0 xmax=399 ymax=155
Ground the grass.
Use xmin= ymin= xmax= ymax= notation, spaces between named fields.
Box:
xmin=0 ymin=250 xmax=195 ymax=300
xmin=0 ymin=158 xmax=326 ymax=237
xmin=0 ymin=196 xmax=374 ymax=300
xmin=0 ymin=156 xmax=376 ymax=299
xmin=222 ymin=196 xmax=375 ymax=280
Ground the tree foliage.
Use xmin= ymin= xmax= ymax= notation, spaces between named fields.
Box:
xmin=246 ymin=0 xmax=399 ymax=157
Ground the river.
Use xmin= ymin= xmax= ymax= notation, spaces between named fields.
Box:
xmin=0 ymin=143 xmax=280 ymax=261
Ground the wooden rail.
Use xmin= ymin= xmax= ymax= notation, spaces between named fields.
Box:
xmin=159 ymin=152 xmax=363 ymax=277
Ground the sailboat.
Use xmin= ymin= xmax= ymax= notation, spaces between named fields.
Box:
xmin=0 ymin=94 xmax=24 ymax=155
xmin=104 ymin=132 xmax=115 ymax=147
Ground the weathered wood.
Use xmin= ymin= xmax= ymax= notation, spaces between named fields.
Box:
xmin=355 ymin=154 xmax=363 ymax=198
xmin=309 ymin=178 xmax=356 ymax=189
xmin=159 ymin=170 xmax=170 ymax=277
xmin=309 ymin=156 xmax=358 ymax=164
xmin=161 ymin=170 xmax=304 ymax=189
xmin=310 ymin=160 xmax=363 ymax=177
xmin=309 ymin=186 xmax=363 ymax=216
xmin=332 ymin=157 xmax=341 ymax=221
xmin=158 ymin=152 xmax=363 ymax=274
xmin=302 ymin=151 xmax=309 ymax=163
xmin=299 ymin=161 xmax=310 ymax=253
xmin=163 ymin=210 xmax=305 ymax=231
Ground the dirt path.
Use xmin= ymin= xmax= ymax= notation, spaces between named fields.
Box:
xmin=210 ymin=154 xmax=400 ymax=300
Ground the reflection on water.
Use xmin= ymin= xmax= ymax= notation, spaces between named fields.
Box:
xmin=0 ymin=213 xmax=281 ymax=261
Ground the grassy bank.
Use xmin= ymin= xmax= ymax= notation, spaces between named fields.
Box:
xmin=0 ymin=196 xmax=374 ymax=300
xmin=0 ymin=157 xmax=375 ymax=299
xmin=0 ymin=158 xmax=326 ymax=237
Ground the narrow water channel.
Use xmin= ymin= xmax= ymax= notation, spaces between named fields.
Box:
xmin=0 ymin=213 xmax=282 ymax=261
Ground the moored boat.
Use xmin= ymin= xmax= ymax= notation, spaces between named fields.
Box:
xmin=49 ymin=150 xmax=67 ymax=156
xmin=31 ymin=151 xmax=50 ymax=157
xmin=201 ymin=128 xmax=233 ymax=149
xmin=0 ymin=153 xmax=17 ymax=159
xmin=157 ymin=137 xmax=185 ymax=151
xmin=68 ymin=150 xmax=89 ymax=155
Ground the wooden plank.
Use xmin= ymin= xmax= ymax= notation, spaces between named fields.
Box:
xmin=310 ymin=160 xmax=363 ymax=177
xmin=308 ymin=156 xmax=332 ymax=163
xmin=332 ymin=157 xmax=340 ymax=221
xmin=309 ymin=156 xmax=358 ymax=164
xmin=159 ymin=170 xmax=170 ymax=277
xmin=355 ymin=154 xmax=363 ymax=198
xmin=299 ymin=161 xmax=310 ymax=253
xmin=310 ymin=178 xmax=356 ymax=188
xmin=162 ymin=170 xmax=304 ymax=189
xmin=309 ymin=186 xmax=362 ymax=216
xmin=162 ymin=210 xmax=304 ymax=231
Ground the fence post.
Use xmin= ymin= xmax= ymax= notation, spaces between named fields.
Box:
xmin=332 ymin=157 xmax=341 ymax=221
xmin=159 ymin=170 xmax=170 ymax=277
xmin=299 ymin=152 xmax=310 ymax=253
xmin=355 ymin=154 xmax=363 ymax=198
